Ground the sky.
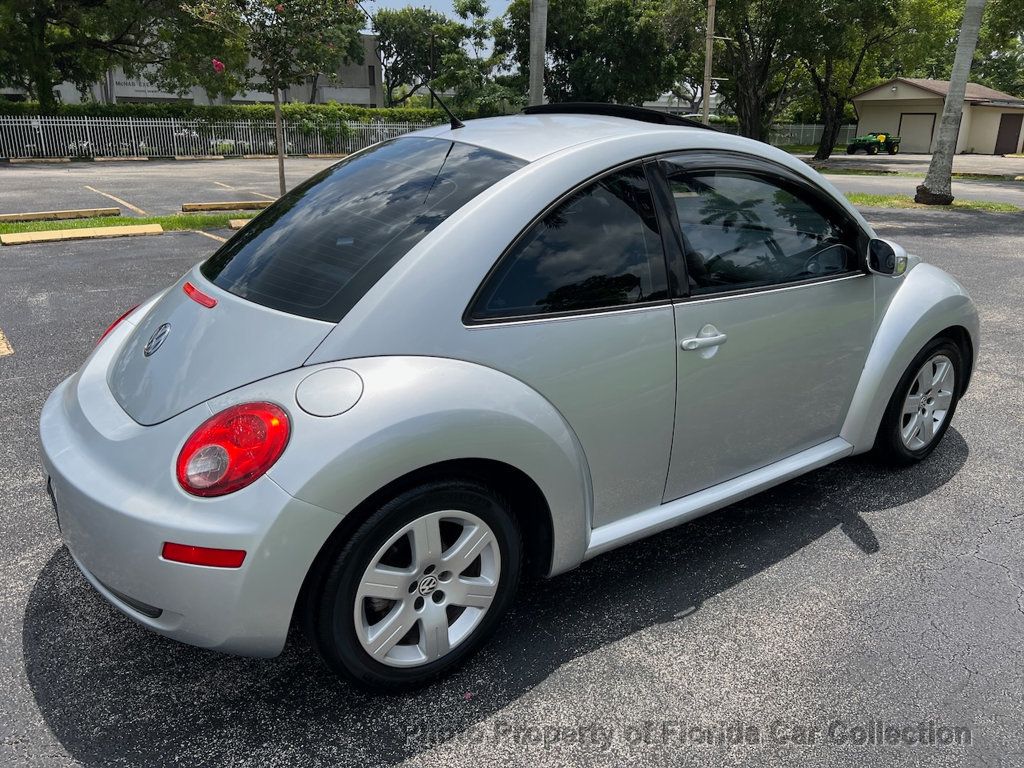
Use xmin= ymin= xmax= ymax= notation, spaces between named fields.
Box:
xmin=363 ymin=0 xmax=512 ymax=25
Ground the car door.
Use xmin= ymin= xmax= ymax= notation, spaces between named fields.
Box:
xmin=463 ymin=163 xmax=678 ymax=528
xmin=655 ymin=153 xmax=875 ymax=501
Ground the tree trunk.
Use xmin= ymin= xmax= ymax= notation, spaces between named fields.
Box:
xmin=273 ymin=88 xmax=287 ymax=196
xmin=28 ymin=11 xmax=56 ymax=111
xmin=916 ymin=0 xmax=987 ymax=205
xmin=528 ymin=0 xmax=548 ymax=106
xmin=814 ymin=100 xmax=845 ymax=161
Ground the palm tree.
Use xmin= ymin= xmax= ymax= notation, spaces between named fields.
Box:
xmin=528 ymin=0 xmax=548 ymax=106
xmin=915 ymin=0 xmax=988 ymax=205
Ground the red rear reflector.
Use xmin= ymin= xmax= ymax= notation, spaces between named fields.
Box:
xmin=97 ymin=304 xmax=139 ymax=345
xmin=162 ymin=542 xmax=246 ymax=568
xmin=183 ymin=281 xmax=217 ymax=308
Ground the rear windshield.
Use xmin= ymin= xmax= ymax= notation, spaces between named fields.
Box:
xmin=201 ymin=137 xmax=525 ymax=322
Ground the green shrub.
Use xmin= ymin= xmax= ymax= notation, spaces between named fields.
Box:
xmin=0 ymin=100 xmax=457 ymax=124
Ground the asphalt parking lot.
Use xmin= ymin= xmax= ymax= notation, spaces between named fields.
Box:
xmin=2 ymin=155 xmax=1023 ymax=219
xmin=1 ymin=201 xmax=1023 ymax=767
xmin=0 ymin=158 xmax=336 ymax=216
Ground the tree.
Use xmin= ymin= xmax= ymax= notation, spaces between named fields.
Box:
xmin=184 ymin=0 xmax=364 ymax=195
xmin=712 ymin=0 xmax=805 ymax=141
xmin=373 ymin=6 xmax=468 ymax=107
xmin=529 ymin=0 xmax=548 ymax=105
xmin=0 ymin=0 xmax=246 ymax=111
xmin=916 ymin=0 xmax=988 ymax=205
xmin=497 ymin=0 xmax=690 ymax=104
xmin=796 ymin=1 xmax=905 ymax=160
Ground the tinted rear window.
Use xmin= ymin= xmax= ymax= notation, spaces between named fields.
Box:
xmin=201 ymin=137 xmax=525 ymax=322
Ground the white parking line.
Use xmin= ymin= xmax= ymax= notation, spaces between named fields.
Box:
xmin=0 ymin=327 xmax=13 ymax=357
xmin=84 ymin=186 xmax=147 ymax=216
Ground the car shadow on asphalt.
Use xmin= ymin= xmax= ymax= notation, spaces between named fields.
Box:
xmin=22 ymin=429 xmax=968 ymax=767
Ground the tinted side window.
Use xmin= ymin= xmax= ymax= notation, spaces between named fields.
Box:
xmin=661 ymin=162 xmax=858 ymax=295
xmin=471 ymin=165 xmax=667 ymax=320
xmin=202 ymin=137 xmax=524 ymax=322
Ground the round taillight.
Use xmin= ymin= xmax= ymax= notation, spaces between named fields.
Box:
xmin=176 ymin=402 xmax=290 ymax=497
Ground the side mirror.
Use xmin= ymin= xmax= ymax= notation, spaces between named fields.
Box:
xmin=867 ymin=238 xmax=908 ymax=277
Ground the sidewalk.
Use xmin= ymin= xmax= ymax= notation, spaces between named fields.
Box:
xmin=796 ymin=152 xmax=1024 ymax=177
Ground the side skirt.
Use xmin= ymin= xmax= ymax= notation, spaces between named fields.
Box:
xmin=584 ymin=437 xmax=854 ymax=559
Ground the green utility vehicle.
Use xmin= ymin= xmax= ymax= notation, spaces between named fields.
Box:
xmin=846 ymin=132 xmax=901 ymax=155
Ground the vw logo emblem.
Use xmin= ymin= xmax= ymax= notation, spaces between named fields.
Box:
xmin=144 ymin=323 xmax=171 ymax=357
xmin=418 ymin=575 xmax=439 ymax=596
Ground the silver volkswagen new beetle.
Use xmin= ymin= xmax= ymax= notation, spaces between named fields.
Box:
xmin=39 ymin=104 xmax=978 ymax=691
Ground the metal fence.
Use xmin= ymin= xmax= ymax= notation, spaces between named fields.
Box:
xmin=769 ymin=123 xmax=859 ymax=147
xmin=0 ymin=115 xmax=860 ymax=159
xmin=0 ymin=115 xmax=437 ymax=159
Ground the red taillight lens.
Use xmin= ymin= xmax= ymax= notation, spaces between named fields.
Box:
xmin=162 ymin=542 xmax=246 ymax=568
xmin=183 ymin=281 xmax=217 ymax=308
xmin=97 ymin=304 xmax=139 ymax=345
xmin=176 ymin=402 xmax=290 ymax=497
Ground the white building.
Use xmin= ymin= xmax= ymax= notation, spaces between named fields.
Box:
xmin=1 ymin=35 xmax=385 ymax=108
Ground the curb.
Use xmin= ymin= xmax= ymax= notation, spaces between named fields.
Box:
xmin=0 ymin=224 xmax=163 ymax=246
xmin=6 ymin=157 xmax=71 ymax=164
xmin=181 ymin=201 xmax=273 ymax=212
xmin=0 ymin=207 xmax=120 ymax=223
xmin=307 ymin=153 xmax=348 ymax=159
xmin=173 ymin=155 xmax=226 ymax=161
xmin=228 ymin=219 xmax=250 ymax=230
xmin=94 ymin=156 xmax=150 ymax=162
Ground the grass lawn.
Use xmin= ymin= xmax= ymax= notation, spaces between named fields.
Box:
xmin=0 ymin=212 xmax=254 ymax=235
xmin=846 ymin=192 xmax=1020 ymax=212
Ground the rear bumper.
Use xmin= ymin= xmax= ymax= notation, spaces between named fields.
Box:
xmin=39 ymin=332 xmax=341 ymax=657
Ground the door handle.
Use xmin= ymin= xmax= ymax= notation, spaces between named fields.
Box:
xmin=680 ymin=329 xmax=728 ymax=351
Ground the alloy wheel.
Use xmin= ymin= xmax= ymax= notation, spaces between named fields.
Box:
xmin=353 ymin=510 xmax=501 ymax=667
xmin=900 ymin=354 xmax=956 ymax=450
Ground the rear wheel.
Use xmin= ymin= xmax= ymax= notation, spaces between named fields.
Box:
xmin=888 ymin=143 xmax=900 ymax=155
xmin=846 ymin=145 xmax=857 ymax=155
xmin=873 ymin=338 xmax=962 ymax=464
xmin=310 ymin=480 xmax=522 ymax=691
xmin=867 ymin=144 xmax=878 ymax=155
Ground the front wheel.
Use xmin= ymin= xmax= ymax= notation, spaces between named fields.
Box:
xmin=873 ymin=338 xmax=963 ymax=464
xmin=309 ymin=480 xmax=522 ymax=691
xmin=888 ymin=143 xmax=900 ymax=154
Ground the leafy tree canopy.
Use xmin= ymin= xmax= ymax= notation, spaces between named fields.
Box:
xmin=0 ymin=0 xmax=249 ymax=110
xmin=495 ymin=0 xmax=693 ymax=104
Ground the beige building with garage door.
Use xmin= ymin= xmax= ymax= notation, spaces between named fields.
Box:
xmin=852 ymin=78 xmax=1024 ymax=155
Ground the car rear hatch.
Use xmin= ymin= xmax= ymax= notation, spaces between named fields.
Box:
xmin=109 ymin=136 xmax=526 ymax=426
xmin=108 ymin=271 xmax=332 ymax=426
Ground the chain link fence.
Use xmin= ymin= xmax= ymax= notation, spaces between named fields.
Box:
xmin=0 ymin=115 xmax=860 ymax=160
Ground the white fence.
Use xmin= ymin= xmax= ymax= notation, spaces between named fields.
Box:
xmin=0 ymin=115 xmax=437 ymax=159
xmin=769 ymin=123 xmax=859 ymax=147
xmin=0 ymin=115 xmax=860 ymax=159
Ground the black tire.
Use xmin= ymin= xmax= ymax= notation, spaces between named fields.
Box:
xmin=867 ymin=144 xmax=878 ymax=155
xmin=309 ymin=480 xmax=522 ymax=692
xmin=888 ymin=143 xmax=900 ymax=155
xmin=846 ymin=145 xmax=856 ymax=155
xmin=872 ymin=337 xmax=963 ymax=465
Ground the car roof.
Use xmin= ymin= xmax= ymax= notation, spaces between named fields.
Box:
xmin=411 ymin=113 xmax=714 ymax=162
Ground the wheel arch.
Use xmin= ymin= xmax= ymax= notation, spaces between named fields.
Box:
xmin=842 ymin=263 xmax=979 ymax=453
xmin=294 ymin=458 xmax=556 ymax=634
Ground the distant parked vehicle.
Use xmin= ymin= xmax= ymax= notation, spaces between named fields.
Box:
xmin=847 ymin=132 xmax=901 ymax=155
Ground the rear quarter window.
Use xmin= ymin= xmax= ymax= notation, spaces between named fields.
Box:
xmin=201 ymin=137 xmax=525 ymax=322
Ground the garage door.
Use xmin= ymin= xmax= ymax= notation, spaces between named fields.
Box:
xmin=995 ymin=113 xmax=1023 ymax=155
xmin=898 ymin=113 xmax=936 ymax=153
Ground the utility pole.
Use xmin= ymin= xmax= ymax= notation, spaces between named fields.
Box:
xmin=701 ymin=0 xmax=716 ymax=125
xmin=529 ymin=0 xmax=549 ymax=106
